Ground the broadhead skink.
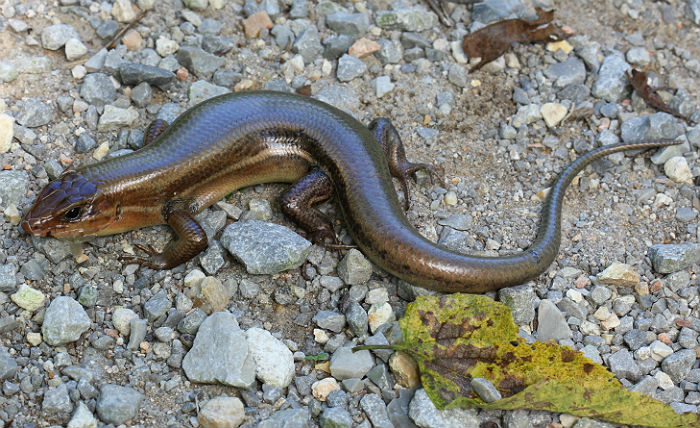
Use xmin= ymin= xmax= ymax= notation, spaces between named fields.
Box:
xmin=21 ymin=91 xmax=679 ymax=292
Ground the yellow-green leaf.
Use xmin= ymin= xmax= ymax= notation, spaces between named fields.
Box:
xmin=392 ymin=294 xmax=698 ymax=428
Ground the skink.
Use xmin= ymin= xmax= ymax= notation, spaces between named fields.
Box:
xmin=22 ymin=91 xmax=679 ymax=293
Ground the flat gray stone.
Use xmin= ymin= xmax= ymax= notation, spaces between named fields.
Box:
xmin=537 ymin=299 xmax=572 ymax=342
xmin=592 ymin=53 xmax=630 ymax=102
xmin=96 ymin=384 xmax=143 ymax=425
xmin=648 ymin=243 xmax=700 ymax=274
xmin=220 ymin=220 xmax=311 ymax=275
xmin=42 ymin=296 xmax=91 ymax=346
xmin=330 ymin=346 xmax=374 ymax=380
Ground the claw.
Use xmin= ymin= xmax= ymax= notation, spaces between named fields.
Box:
xmin=119 ymin=243 xmax=164 ymax=269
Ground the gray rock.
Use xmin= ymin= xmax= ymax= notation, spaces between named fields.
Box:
xmin=220 ymin=220 xmax=312 ymax=274
xmin=367 ymin=363 xmax=394 ymax=392
xmin=293 ymin=26 xmax=323 ymax=63
xmin=289 ymin=0 xmax=308 ymax=18
xmin=176 ymin=46 xmax=225 ymax=77
xmin=201 ymin=34 xmax=235 ymax=55
xmin=119 ymin=63 xmax=174 ymax=86
xmin=182 ymin=312 xmax=256 ymax=387
xmin=257 ymin=408 xmax=311 ymax=428
xmin=558 ymin=83 xmax=590 ymax=103
xmin=360 ymin=393 xmax=394 ymax=428
xmin=608 ymin=349 xmax=642 ymax=381
xmin=0 ymin=352 xmax=17 ymax=380
xmin=75 ymin=133 xmax=97 ymax=153
xmin=471 ymin=378 xmax=502 ymax=402
xmin=199 ymin=242 xmax=227 ymax=275
xmin=621 ymin=113 xmax=684 ymax=143
xmin=676 ymin=207 xmax=698 ymax=222
xmin=41 ymin=24 xmax=80 ymax=50
xmin=0 ymin=264 xmax=18 ymax=292
xmin=499 ymin=285 xmax=536 ymax=324
xmin=42 ymin=296 xmax=91 ymax=346
xmin=320 ymin=406 xmax=353 ymax=428
xmin=330 ymin=346 xmax=374 ymax=380
xmin=96 ymin=20 xmax=120 ymax=39
xmin=326 ymin=12 xmax=370 ymax=36
xmin=630 ymin=375 xmax=659 ymax=396
xmin=375 ymin=6 xmax=437 ymax=31
xmin=78 ymin=284 xmax=98 ymax=307
xmin=648 ymin=243 xmax=700 ymax=274
xmin=624 ymin=329 xmax=654 ymax=350
xmin=661 ymin=350 xmax=696 ymax=383
xmin=80 ymin=73 xmax=117 ymax=107
xmin=31 ymin=236 xmax=72 ymax=264
xmin=471 ymin=0 xmax=528 ymax=23
xmin=144 ymin=291 xmax=172 ymax=322
xmin=337 ymin=249 xmax=372 ymax=285
xmin=238 ymin=279 xmax=260 ymax=300
xmin=408 ymin=388 xmax=480 ymax=427
xmin=20 ymin=257 xmax=49 ymax=281
xmin=537 ymin=299 xmax=572 ymax=341
xmin=0 ymin=171 xmax=29 ymax=207
xmin=315 ymin=85 xmax=360 ymax=113
xmin=544 ymin=57 xmax=586 ymax=87
xmin=591 ymin=53 xmax=630 ymax=102
xmin=188 ymin=80 xmax=230 ymax=106
xmin=127 ymin=318 xmax=147 ymax=350
xmin=131 ymin=82 xmax=152 ymax=107
xmin=447 ymin=63 xmax=467 ymax=88
xmin=16 ymin=98 xmax=54 ymax=127
xmin=377 ymin=38 xmax=403 ymax=64
xmin=42 ymin=383 xmax=72 ymax=422
xmin=0 ymin=61 xmax=19 ymax=82
xmin=589 ymin=285 xmax=612 ymax=305
xmin=345 ymin=301 xmax=368 ymax=336
xmin=337 ymin=54 xmax=367 ymax=82
xmin=96 ymin=384 xmax=143 ymax=425
xmin=313 ymin=310 xmax=346 ymax=333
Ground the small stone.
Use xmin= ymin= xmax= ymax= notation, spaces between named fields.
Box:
xmin=220 ymin=220 xmax=312 ymax=274
xmin=16 ymin=98 xmax=55 ymax=127
xmin=661 ymin=349 xmax=696 ymax=383
xmin=409 ymin=388 xmax=479 ymax=427
xmin=199 ymin=396 xmax=244 ymax=428
xmin=119 ymin=63 xmax=175 ymax=86
xmin=330 ymin=346 xmax=374 ymax=380
xmin=96 ymin=384 xmax=143 ymax=425
xmin=197 ymin=277 xmax=229 ymax=314
xmin=41 ymin=24 xmax=80 ymax=50
xmin=338 ymin=249 xmax=372 ymax=285
xmin=345 ymin=302 xmax=368 ymax=337
xmin=68 ymin=401 xmax=98 ymax=428
xmin=184 ymin=0 xmax=208 ymax=10
xmin=499 ymin=285 xmax=536 ymax=324
xmin=592 ymin=53 xmax=630 ymax=102
xmin=42 ymin=383 xmax=72 ymax=422
xmin=11 ymin=284 xmax=45 ymax=312
xmin=537 ymin=299 xmax=572 ymax=342
xmin=471 ymin=378 xmax=502 ymax=402
xmin=176 ymin=46 xmax=225 ymax=77
xmin=0 ymin=352 xmax=18 ymax=380
xmin=257 ymin=408 xmax=311 ymax=428
xmin=42 ymin=296 xmax=91 ymax=346
xmin=626 ymin=47 xmax=651 ymax=67
xmin=320 ymin=407 xmax=353 ymax=428
xmin=64 ymin=38 xmax=87 ymax=61
xmin=97 ymin=106 xmax=139 ymax=132
xmin=664 ymin=156 xmax=693 ymax=184
xmin=244 ymin=11 xmax=273 ymax=39
xmin=293 ymin=26 xmax=323 ymax=64
xmin=389 ymin=351 xmax=419 ymax=388
xmin=540 ymin=103 xmax=567 ymax=127
xmin=360 ymin=393 xmax=394 ymax=428
xmin=349 ymin=38 xmax=381 ymax=58
xmin=649 ymin=340 xmax=674 ymax=362
xmin=512 ymin=103 xmax=542 ymax=128
xmin=608 ymin=349 xmax=642 ymax=381
xmin=312 ymin=377 xmax=340 ymax=401
xmin=647 ymin=243 xmax=700 ymax=274
xmin=337 ymin=54 xmax=367 ymax=82
xmin=368 ymin=302 xmax=394 ymax=333
xmin=326 ymin=12 xmax=370 ymax=35
xmin=113 ymin=308 xmax=138 ymax=336
xmin=111 ymin=0 xmax=137 ymax=22
xmin=313 ymin=310 xmax=346 ymax=333
xmin=246 ymin=327 xmax=295 ymax=387
xmin=182 ymin=312 xmax=255 ymax=387
xmin=597 ymin=262 xmax=639 ymax=286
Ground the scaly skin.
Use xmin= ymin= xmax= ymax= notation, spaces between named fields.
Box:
xmin=21 ymin=91 xmax=680 ymax=292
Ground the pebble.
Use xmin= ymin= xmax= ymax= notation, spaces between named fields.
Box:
xmin=368 ymin=302 xmax=395 ymax=333
xmin=119 ymin=63 xmax=175 ymax=86
xmin=96 ymin=384 xmax=143 ymax=425
xmin=320 ymin=407 xmax=353 ymax=428
xmin=540 ymin=103 xmax=567 ymax=127
xmin=330 ymin=346 xmax=374 ymax=380
xmin=647 ymin=243 xmax=700 ymax=274
xmin=293 ymin=26 xmax=323 ymax=63
xmin=246 ymin=327 xmax=295 ymax=387
xmin=312 ymin=377 xmax=340 ymax=401
xmin=337 ymin=54 xmax=368 ymax=82
xmin=338 ymin=249 xmax=373 ymax=285
xmin=0 ymin=61 xmax=19 ymax=83
xmin=0 ymin=264 xmax=18 ymax=292
xmin=512 ymin=104 xmax=542 ymax=128
xmin=626 ymin=47 xmax=651 ymax=66
xmin=111 ymin=0 xmax=137 ymax=21
xmin=537 ymin=299 xmax=572 ymax=342
xmin=0 ymin=351 xmax=18 ymax=380
xmin=544 ymin=57 xmax=586 ymax=87
xmin=188 ymin=80 xmax=230 ymax=106
xmin=375 ymin=6 xmax=437 ymax=32
xmin=389 ymin=351 xmax=420 ymax=388
xmin=361 ymin=393 xmax=394 ymax=428
xmin=64 ymin=38 xmax=87 ymax=61
xmin=67 ymin=401 xmax=98 ymax=428
xmin=591 ymin=53 xmax=630 ymax=102
xmin=326 ymin=12 xmax=370 ymax=36
xmin=41 ymin=297 xmax=92 ymax=346
xmin=244 ymin=11 xmax=273 ymax=39
xmin=608 ymin=349 xmax=642 ymax=381
xmin=661 ymin=350 xmax=696 ymax=383
xmin=41 ymin=24 xmax=80 ymax=50
xmin=16 ymin=98 xmax=55 ymax=127
xmin=313 ymin=310 xmax=346 ymax=333
xmin=97 ymin=106 xmax=139 ymax=131
xmin=345 ymin=302 xmax=368 ymax=337
xmin=80 ymin=73 xmax=117 ymax=107
xmin=11 ymin=284 xmax=45 ymax=312
xmin=408 ymin=388 xmax=479 ymax=428
xmin=42 ymin=383 xmax=72 ymax=422
xmin=621 ymin=112 xmax=684 ymax=142
xmin=182 ymin=312 xmax=255 ymax=387
xmin=176 ymin=46 xmax=225 ymax=77
xmin=257 ymin=408 xmax=311 ymax=428
xmin=199 ymin=396 xmax=244 ymax=428
xmin=664 ymin=156 xmax=693 ymax=184
xmin=597 ymin=262 xmax=639 ymax=286
xmin=220 ymin=220 xmax=312 ymax=274
xmin=471 ymin=377 xmax=502 ymax=402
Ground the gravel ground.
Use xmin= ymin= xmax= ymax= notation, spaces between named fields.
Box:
xmin=0 ymin=0 xmax=699 ymax=427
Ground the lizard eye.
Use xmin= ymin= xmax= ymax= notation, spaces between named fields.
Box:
xmin=64 ymin=206 xmax=83 ymax=221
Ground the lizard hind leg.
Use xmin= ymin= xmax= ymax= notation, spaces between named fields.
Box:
xmin=281 ymin=167 xmax=354 ymax=249
xmin=369 ymin=118 xmax=441 ymax=211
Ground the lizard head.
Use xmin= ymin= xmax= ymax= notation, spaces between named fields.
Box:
xmin=21 ymin=171 xmax=120 ymax=239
